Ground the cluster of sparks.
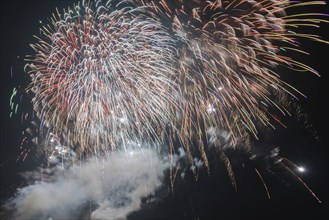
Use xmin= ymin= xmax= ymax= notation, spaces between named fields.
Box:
xmin=20 ymin=0 xmax=328 ymax=188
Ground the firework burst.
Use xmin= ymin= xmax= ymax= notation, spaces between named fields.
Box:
xmin=24 ymin=0 xmax=328 ymax=184
xmin=26 ymin=0 xmax=179 ymax=157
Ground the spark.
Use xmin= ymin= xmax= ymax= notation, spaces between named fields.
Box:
xmin=297 ymin=166 xmax=306 ymax=173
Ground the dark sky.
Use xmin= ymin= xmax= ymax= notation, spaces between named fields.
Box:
xmin=0 ymin=1 xmax=328 ymax=219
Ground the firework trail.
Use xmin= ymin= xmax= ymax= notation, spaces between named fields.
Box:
xmin=4 ymin=0 xmax=328 ymax=219
xmin=26 ymin=0 xmax=328 ymax=179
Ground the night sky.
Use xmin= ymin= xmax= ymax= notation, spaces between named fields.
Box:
xmin=1 ymin=1 xmax=328 ymax=219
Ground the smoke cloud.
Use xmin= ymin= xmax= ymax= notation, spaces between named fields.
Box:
xmin=5 ymin=148 xmax=173 ymax=219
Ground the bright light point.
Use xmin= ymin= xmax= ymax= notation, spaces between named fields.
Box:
xmin=297 ymin=166 xmax=305 ymax=172
xmin=206 ymin=104 xmax=216 ymax=113
xmin=119 ymin=117 xmax=128 ymax=123
xmin=218 ymin=86 xmax=223 ymax=91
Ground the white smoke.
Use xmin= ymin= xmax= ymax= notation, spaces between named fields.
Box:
xmin=206 ymin=127 xmax=232 ymax=149
xmin=6 ymin=148 xmax=175 ymax=220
